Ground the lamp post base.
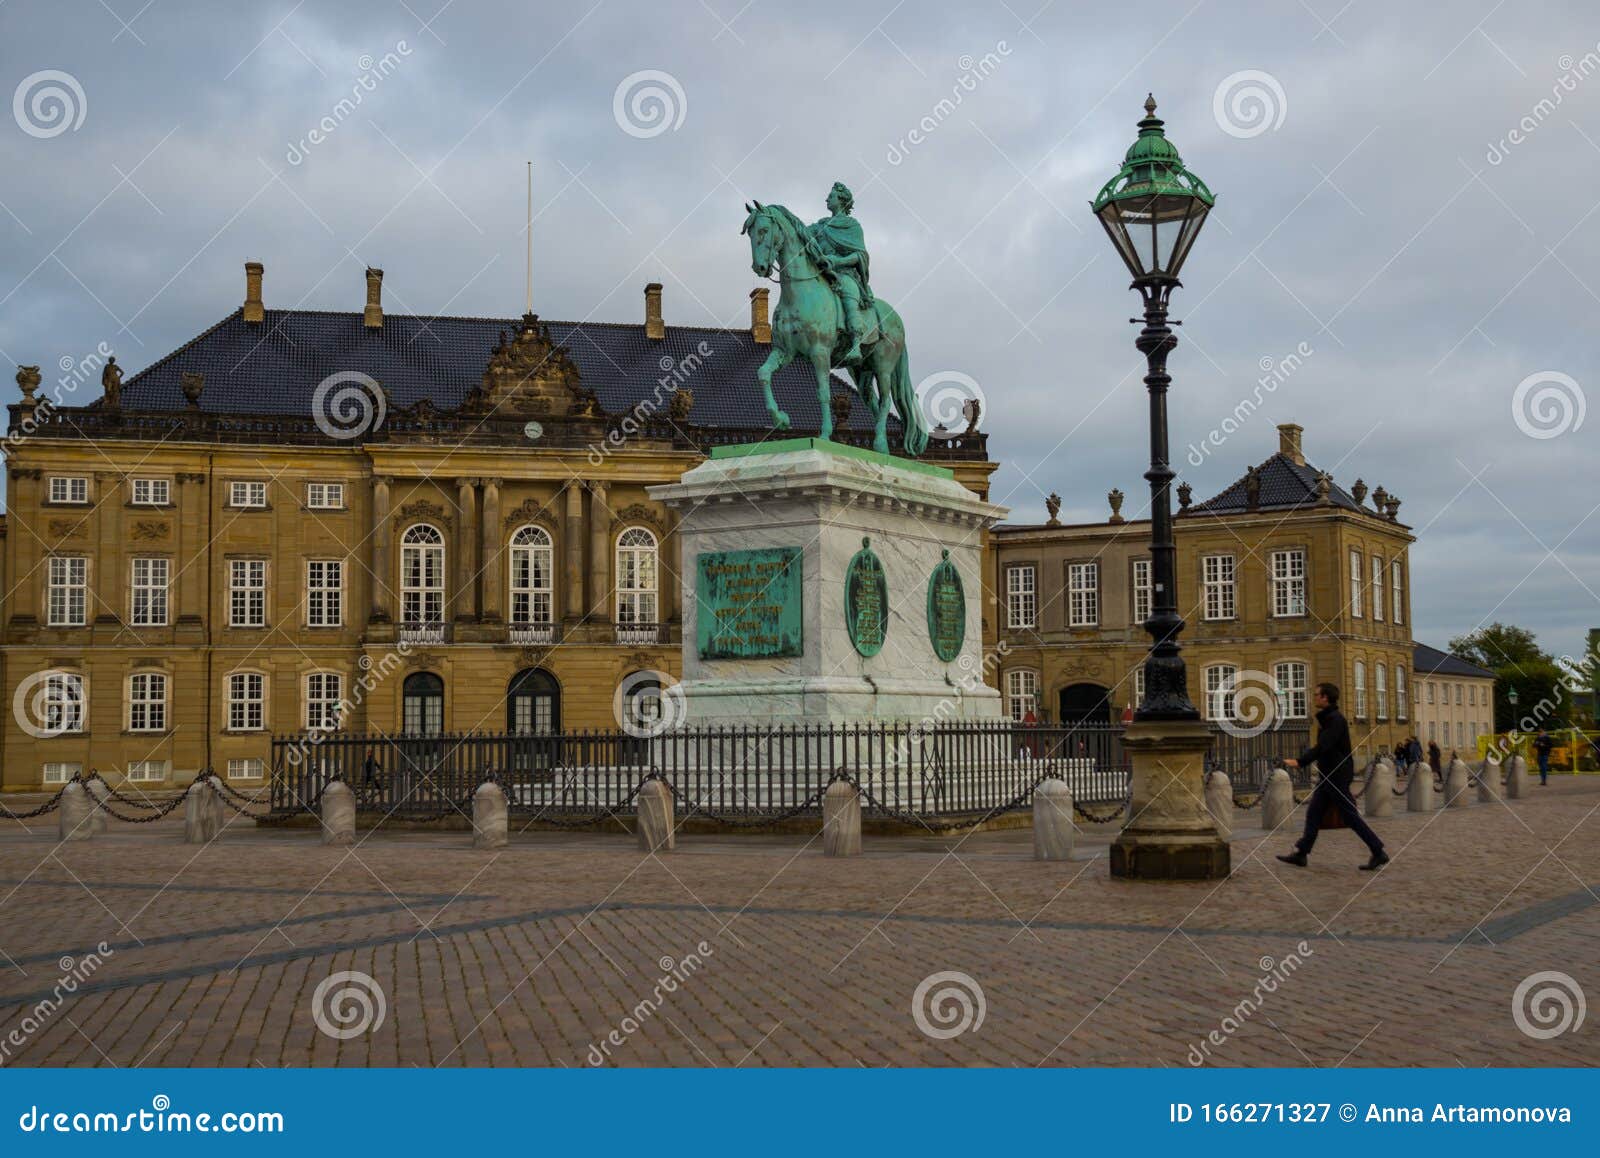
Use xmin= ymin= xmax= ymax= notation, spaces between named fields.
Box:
xmin=1110 ymin=717 xmax=1231 ymax=881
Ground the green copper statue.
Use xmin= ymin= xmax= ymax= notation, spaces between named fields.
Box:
xmin=741 ymin=184 xmax=929 ymax=456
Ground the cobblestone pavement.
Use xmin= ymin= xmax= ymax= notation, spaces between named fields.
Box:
xmin=0 ymin=778 xmax=1596 ymax=1067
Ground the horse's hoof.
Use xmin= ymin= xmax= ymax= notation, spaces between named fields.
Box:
xmin=771 ymin=411 xmax=791 ymax=431
xmin=872 ymin=438 xmax=889 ymax=454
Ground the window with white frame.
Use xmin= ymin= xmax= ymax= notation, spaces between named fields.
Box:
xmin=306 ymin=482 xmax=344 ymax=509
xmin=127 ymin=760 xmax=166 ymax=783
xmin=1396 ymin=666 xmax=1408 ymax=720
xmin=42 ymin=762 xmax=81 ymax=785
xmin=1391 ymin=559 xmax=1404 ymax=624
xmin=1428 ymin=721 xmax=1436 ymax=742
xmin=616 ymin=528 xmax=659 ymax=626
xmin=510 ymin=525 xmax=554 ymax=625
xmin=1469 ymin=684 xmax=1477 ymax=706
xmin=1456 ymin=683 xmax=1463 ymax=705
xmin=1205 ymin=664 xmax=1239 ymax=722
xmin=1270 ymin=549 xmax=1306 ymax=617
xmin=1006 ymin=669 xmax=1038 ymax=721
xmin=130 ymin=557 xmax=169 ymax=627
xmin=1457 ymin=721 xmax=1465 ymax=748
xmin=1202 ymin=554 xmax=1236 ymax=620
xmin=1371 ymin=555 xmax=1385 ymax=622
xmin=1068 ymin=561 xmax=1099 ymax=627
xmin=1132 ymin=558 xmax=1152 ymax=625
xmin=1426 ymin=680 xmax=1434 ymax=705
xmin=47 ymin=556 xmax=88 ymax=626
xmin=128 ymin=671 xmax=167 ymax=732
xmin=230 ymin=481 xmax=267 ymax=508
xmin=1375 ymin=664 xmax=1388 ymax=720
xmin=131 ymin=478 xmax=170 ymax=506
xmin=1354 ymin=661 xmax=1368 ymax=718
xmin=305 ymin=672 xmax=343 ymax=731
xmin=306 ymin=559 xmax=343 ymax=628
xmin=401 ymin=524 xmax=445 ymax=625
xmin=1006 ymin=566 xmax=1036 ymax=629
xmin=1349 ymin=550 xmax=1363 ymax=617
xmin=229 ymin=559 xmax=267 ymax=627
xmin=1274 ymin=661 xmax=1308 ymax=719
xmin=38 ymin=672 xmax=84 ymax=734
xmin=228 ymin=758 xmax=265 ymax=780
xmin=48 ymin=476 xmax=88 ymax=504
xmin=1132 ymin=665 xmax=1146 ymax=709
xmin=227 ymin=672 xmax=265 ymax=731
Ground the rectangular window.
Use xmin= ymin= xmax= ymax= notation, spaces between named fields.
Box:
xmin=38 ymin=673 xmax=84 ymax=734
xmin=127 ymin=760 xmax=166 ymax=783
xmin=131 ymin=478 xmax=170 ymax=506
xmin=48 ymin=476 xmax=89 ymax=504
xmin=1391 ymin=560 xmax=1404 ymax=624
xmin=1068 ymin=562 xmax=1099 ymax=627
xmin=306 ymin=560 xmax=343 ymax=628
xmin=130 ymin=557 xmax=169 ymax=627
xmin=1006 ymin=566 xmax=1036 ymax=630
xmin=306 ymin=672 xmax=343 ymax=731
xmin=47 ymin=556 xmax=88 ymax=626
xmin=1396 ymin=666 xmax=1408 ymax=721
xmin=1205 ymin=664 xmax=1239 ymax=722
xmin=229 ymin=559 xmax=267 ymax=627
xmin=1274 ymin=661 xmax=1308 ymax=719
xmin=1349 ymin=550 xmax=1363 ymax=617
xmin=1375 ymin=665 xmax=1388 ymax=720
xmin=230 ymin=481 xmax=267 ymax=508
xmin=1132 ymin=665 xmax=1146 ymax=709
xmin=128 ymin=672 xmax=167 ymax=732
xmin=42 ymin=762 xmax=81 ymax=785
xmin=1270 ymin=549 xmax=1306 ymax=617
xmin=1354 ymin=661 xmax=1368 ymax=719
xmin=1132 ymin=559 xmax=1152 ymax=625
xmin=1456 ymin=683 xmax=1463 ymax=706
xmin=1006 ymin=670 xmax=1038 ymax=721
xmin=228 ymin=758 xmax=265 ymax=781
xmin=306 ymin=482 xmax=345 ymax=509
xmin=228 ymin=672 xmax=265 ymax=731
xmin=1428 ymin=721 xmax=1436 ymax=742
xmin=1202 ymin=555 xmax=1236 ymax=620
xmin=1371 ymin=555 xmax=1385 ymax=622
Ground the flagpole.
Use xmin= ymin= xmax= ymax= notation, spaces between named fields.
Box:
xmin=525 ymin=161 xmax=532 ymax=315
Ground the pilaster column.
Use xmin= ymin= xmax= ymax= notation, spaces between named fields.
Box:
xmin=588 ymin=480 xmax=611 ymax=623
xmin=662 ymin=508 xmax=681 ymax=627
xmin=480 ymin=478 xmax=503 ymax=623
xmin=370 ymin=475 xmax=392 ymax=623
xmin=456 ymin=478 xmax=479 ymax=622
xmin=176 ymin=472 xmax=206 ymax=623
xmin=563 ymin=480 xmax=584 ymax=621
xmin=94 ymin=471 xmax=122 ymax=625
xmin=7 ymin=468 xmax=40 ymax=624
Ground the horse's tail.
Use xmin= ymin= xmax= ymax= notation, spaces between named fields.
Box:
xmin=892 ymin=346 xmax=928 ymax=457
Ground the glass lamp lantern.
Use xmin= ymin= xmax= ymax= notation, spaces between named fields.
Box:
xmin=1092 ymin=95 xmax=1215 ymax=286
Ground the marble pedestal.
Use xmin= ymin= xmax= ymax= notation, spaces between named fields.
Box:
xmin=648 ymin=439 xmax=1007 ymax=725
xmin=1110 ymin=717 xmax=1231 ymax=880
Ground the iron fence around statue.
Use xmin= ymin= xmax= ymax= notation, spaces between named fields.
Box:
xmin=269 ymin=720 xmax=1309 ymax=824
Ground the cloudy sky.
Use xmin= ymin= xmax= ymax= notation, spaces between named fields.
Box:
xmin=0 ymin=0 xmax=1595 ymax=661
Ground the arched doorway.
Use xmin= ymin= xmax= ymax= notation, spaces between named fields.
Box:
xmin=402 ymin=672 xmax=444 ymax=735
xmin=1058 ymin=682 xmax=1115 ymax=728
xmin=507 ymin=668 xmax=560 ymax=735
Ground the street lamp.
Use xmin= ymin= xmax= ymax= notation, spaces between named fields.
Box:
xmin=1092 ymin=95 xmax=1226 ymax=880
xmin=1507 ymin=687 xmax=1520 ymax=707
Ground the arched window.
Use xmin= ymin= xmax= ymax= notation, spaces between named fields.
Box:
xmin=403 ymin=672 xmax=444 ymax=736
xmin=128 ymin=671 xmax=167 ymax=733
xmin=509 ymin=525 xmax=554 ymax=626
xmin=507 ymin=668 xmax=560 ymax=735
xmin=400 ymin=524 xmax=445 ymax=626
xmin=615 ymin=527 xmax=658 ymax=628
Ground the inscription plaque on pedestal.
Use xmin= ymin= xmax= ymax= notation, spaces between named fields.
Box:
xmin=696 ymin=547 xmax=803 ymax=659
xmin=845 ymin=537 xmax=887 ymax=657
xmin=926 ymin=549 xmax=965 ymax=662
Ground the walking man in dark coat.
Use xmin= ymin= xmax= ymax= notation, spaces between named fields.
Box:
xmin=1276 ymin=683 xmax=1390 ymax=871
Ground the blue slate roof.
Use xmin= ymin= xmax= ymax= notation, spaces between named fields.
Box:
xmin=116 ymin=308 xmax=889 ymax=434
xmin=1186 ymin=451 xmax=1365 ymax=515
xmin=1413 ymin=642 xmax=1495 ymax=680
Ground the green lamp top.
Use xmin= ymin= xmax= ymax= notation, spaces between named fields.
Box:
xmin=1091 ymin=94 xmax=1216 ymax=213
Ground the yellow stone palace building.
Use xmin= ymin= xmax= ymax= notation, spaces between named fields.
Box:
xmin=0 ymin=263 xmax=994 ymax=790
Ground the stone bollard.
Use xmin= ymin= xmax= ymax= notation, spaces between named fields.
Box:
xmin=635 ymin=779 xmax=675 ymax=853
xmin=86 ymin=778 xmax=110 ymax=834
xmin=471 ymin=781 xmax=509 ymax=850
xmin=320 ymin=780 xmax=356 ymax=846
xmin=822 ymin=779 xmax=862 ymax=857
xmin=1261 ymin=767 xmax=1295 ymax=831
xmin=1364 ymin=760 xmax=1395 ymax=818
xmin=1505 ymin=755 xmax=1528 ymax=800
xmin=1478 ymin=757 xmax=1502 ymax=803
xmin=1445 ymin=759 xmax=1472 ymax=809
xmin=1407 ymin=762 xmax=1435 ymax=812
xmin=1205 ymin=772 xmax=1233 ymax=842
xmin=57 ymin=781 xmax=94 ymax=842
xmin=183 ymin=779 xmax=222 ymax=844
xmin=1032 ymin=779 xmax=1075 ymax=861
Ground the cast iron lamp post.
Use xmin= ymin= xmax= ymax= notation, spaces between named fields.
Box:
xmin=1092 ymin=95 xmax=1227 ymax=879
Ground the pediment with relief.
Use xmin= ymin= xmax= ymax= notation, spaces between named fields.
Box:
xmin=462 ymin=313 xmax=603 ymax=421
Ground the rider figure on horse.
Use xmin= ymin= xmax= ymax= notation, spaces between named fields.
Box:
xmin=806 ymin=181 xmax=874 ymax=366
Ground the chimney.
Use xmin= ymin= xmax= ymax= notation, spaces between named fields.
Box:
xmin=644 ymin=282 xmax=664 ymax=340
xmin=749 ymin=287 xmax=771 ymax=344
xmin=1277 ymin=422 xmax=1305 ymax=466
xmin=243 ymin=261 xmax=264 ymax=324
xmin=364 ymin=267 xmax=384 ymax=329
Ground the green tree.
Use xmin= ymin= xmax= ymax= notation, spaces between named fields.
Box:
xmin=1448 ymin=623 xmax=1570 ymax=732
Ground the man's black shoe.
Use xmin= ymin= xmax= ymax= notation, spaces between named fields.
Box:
xmin=1360 ymin=851 xmax=1391 ymax=871
xmin=1276 ymin=852 xmax=1308 ymax=867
